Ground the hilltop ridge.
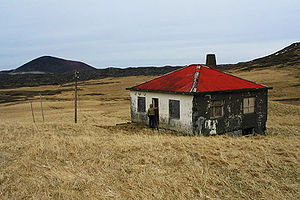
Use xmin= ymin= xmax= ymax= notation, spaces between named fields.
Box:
xmin=14 ymin=56 xmax=96 ymax=73
xmin=220 ymin=42 xmax=300 ymax=70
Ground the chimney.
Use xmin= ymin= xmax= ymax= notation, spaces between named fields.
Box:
xmin=206 ymin=54 xmax=217 ymax=68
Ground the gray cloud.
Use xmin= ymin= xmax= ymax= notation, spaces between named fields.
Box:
xmin=0 ymin=0 xmax=299 ymax=70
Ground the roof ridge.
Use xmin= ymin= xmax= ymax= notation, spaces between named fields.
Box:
xmin=190 ymin=64 xmax=204 ymax=92
xmin=128 ymin=64 xmax=271 ymax=93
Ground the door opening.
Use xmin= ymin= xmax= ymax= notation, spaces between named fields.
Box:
xmin=242 ymin=128 xmax=254 ymax=135
xmin=152 ymin=98 xmax=159 ymax=125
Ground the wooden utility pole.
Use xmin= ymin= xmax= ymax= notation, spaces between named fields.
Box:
xmin=74 ymin=71 xmax=79 ymax=123
xmin=30 ymin=101 xmax=35 ymax=123
xmin=40 ymin=93 xmax=45 ymax=122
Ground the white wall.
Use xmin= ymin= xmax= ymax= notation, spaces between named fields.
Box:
xmin=130 ymin=91 xmax=194 ymax=134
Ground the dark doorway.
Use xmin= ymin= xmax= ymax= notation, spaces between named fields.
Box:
xmin=152 ymin=98 xmax=159 ymax=125
xmin=242 ymin=128 xmax=254 ymax=135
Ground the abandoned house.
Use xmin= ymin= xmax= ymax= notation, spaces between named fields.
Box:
xmin=127 ymin=55 xmax=272 ymax=136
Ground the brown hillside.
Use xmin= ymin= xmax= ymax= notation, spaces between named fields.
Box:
xmin=221 ymin=42 xmax=300 ymax=71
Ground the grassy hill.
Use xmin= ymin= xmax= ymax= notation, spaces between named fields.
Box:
xmin=0 ymin=64 xmax=299 ymax=199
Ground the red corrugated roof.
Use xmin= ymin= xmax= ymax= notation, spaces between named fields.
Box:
xmin=130 ymin=64 xmax=267 ymax=93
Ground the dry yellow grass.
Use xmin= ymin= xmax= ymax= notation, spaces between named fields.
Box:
xmin=0 ymin=67 xmax=299 ymax=199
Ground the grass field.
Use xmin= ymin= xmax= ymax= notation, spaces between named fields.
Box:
xmin=0 ymin=66 xmax=299 ymax=199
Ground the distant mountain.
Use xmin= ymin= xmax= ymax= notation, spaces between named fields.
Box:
xmin=14 ymin=56 xmax=96 ymax=73
xmin=0 ymin=43 xmax=299 ymax=89
xmin=220 ymin=42 xmax=300 ymax=70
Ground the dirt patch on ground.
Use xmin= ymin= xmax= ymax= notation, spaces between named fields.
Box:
xmin=273 ymin=98 xmax=300 ymax=106
xmin=62 ymin=81 xmax=121 ymax=87
xmin=274 ymin=97 xmax=300 ymax=102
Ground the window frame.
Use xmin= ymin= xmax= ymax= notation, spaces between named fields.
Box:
xmin=210 ymin=100 xmax=224 ymax=118
xmin=243 ymin=97 xmax=255 ymax=114
xmin=169 ymin=99 xmax=180 ymax=119
xmin=137 ymin=96 xmax=146 ymax=113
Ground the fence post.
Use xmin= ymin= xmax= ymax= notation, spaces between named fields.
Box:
xmin=40 ymin=93 xmax=45 ymax=122
xmin=30 ymin=101 xmax=35 ymax=123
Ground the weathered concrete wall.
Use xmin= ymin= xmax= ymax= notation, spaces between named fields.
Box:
xmin=130 ymin=91 xmax=193 ymax=134
xmin=192 ymin=90 xmax=268 ymax=136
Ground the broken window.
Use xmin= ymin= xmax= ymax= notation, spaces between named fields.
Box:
xmin=211 ymin=100 xmax=224 ymax=118
xmin=137 ymin=97 xmax=146 ymax=112
xmin=169 ymin=100 xmax=180 ymax=119
xmin=243 ymin=97 xmax=255 ymax=114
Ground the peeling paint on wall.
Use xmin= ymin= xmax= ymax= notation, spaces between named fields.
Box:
xmin=224 ymin=114 xmax=242 ymax=131
xmin=205 ymin=119 xmax=218 ymax=135
xmin=195 ymin=116 xmax=205 ymax=135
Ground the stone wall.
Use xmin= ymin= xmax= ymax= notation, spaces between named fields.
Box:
xmin=192 ymin=90 xmax=268 ymax=136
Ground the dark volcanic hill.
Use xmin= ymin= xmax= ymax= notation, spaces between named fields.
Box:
xmin=220 ymin=42 xmax=300 ymax=71
xmin=14 ymin=56 xmax=96 ymax=73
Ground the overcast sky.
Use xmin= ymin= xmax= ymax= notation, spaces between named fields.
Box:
xmin=0 ymin=0 xmax=299 ymax=70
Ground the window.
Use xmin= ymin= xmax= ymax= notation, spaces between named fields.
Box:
xmin=211 ymin=100 xmax=224 ymax=118
xmin=137 ymin=97 xmax=146 ymax=112
xmin=169 ymin=100 xmax=180 ymax=119
xmin=244 ymin=97 xmax=255 ymax=114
